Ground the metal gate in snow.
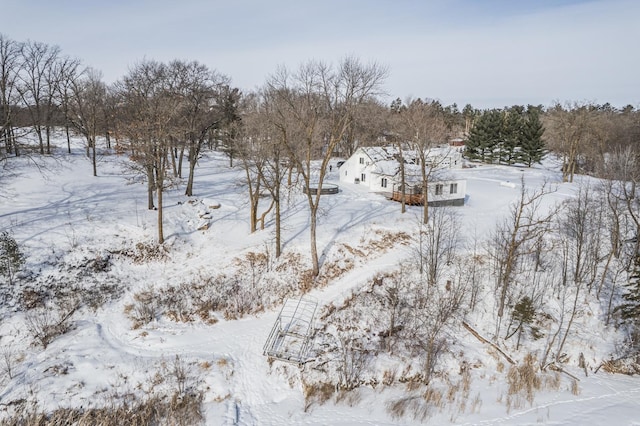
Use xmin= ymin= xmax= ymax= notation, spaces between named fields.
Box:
xmin=263 ymin=297 xmax=317 ymax=364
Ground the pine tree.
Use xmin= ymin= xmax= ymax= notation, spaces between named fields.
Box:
xmin=483 ymin=110 xmax=503 ymax=163
xmin=519 ymin=109 xmax=546 ymax=166
xmin=500 ymin=107 xmax=524 ymax=165
xmin=466 ymin=109 xmax=503 ymax=163
xmin=620 ymin=254 xmax=640 ymax=323
xmin=0 ymin=231 xmax=25 ymax=285
xmin=465 ymin=111 xmax=487 ymax=162
xmin=465 ymin=129 xmax=481 ymax=162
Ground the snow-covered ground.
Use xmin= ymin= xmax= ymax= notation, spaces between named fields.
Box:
xmin=0 ymin=134 xmax=639 ymax=425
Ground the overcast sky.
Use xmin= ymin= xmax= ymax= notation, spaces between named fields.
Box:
xmin=3 ymin=0 xmax=639 ymax=109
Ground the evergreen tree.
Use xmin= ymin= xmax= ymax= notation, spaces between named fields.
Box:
xmin=519 ymin=109 xmax=546 ymax=166
xmin=483 ymin=109 xmax=503 ymax=163
xmin=466 ymin=109 xmax=503 ymax=163
xmin=464 ymin=112 xmax=487 ymax=162
xmin=500 ymin=106 xmax=524 ymax=165
xmin=620 ymin=254 xmax=640 ymax=323
xmin=466 ymin=107 xmax=546 ymax=166
xmin=390 ymin=97 xmax=405 ymax=114
xmin=0 ymin=231 xmax=25 ymax=285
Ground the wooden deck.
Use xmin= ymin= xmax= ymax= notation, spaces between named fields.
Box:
xmin=391 ymin=191 xmax=424 ymax=205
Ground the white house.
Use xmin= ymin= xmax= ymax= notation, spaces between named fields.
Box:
xmin=338 ymin=145 xmax=466 ymax=206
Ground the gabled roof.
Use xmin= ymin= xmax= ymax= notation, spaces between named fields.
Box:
xmin=357 ymin=145 xmax=457 ymax=178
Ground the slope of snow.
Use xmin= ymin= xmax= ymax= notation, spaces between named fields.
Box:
xmin=0 ymin=135 xmax=638 ymax=425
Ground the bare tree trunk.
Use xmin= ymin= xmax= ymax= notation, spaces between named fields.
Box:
xmin=178 ymin=146 xmax=184 ymax=178
xmin=146 ymin=165 xmax=155 ymax=210
xmin=157 ymin=181 xmax=164 ymax=244
xmin=65 ymin=124 xmax=71 ymax=154
xmin=170 ymin=145 xmax=178 ymax=178
xmin=35 ymin=125 xmax=44 ymax=154
xmin=156 ymin=149 xmax=168 ymax=244
xmin=556 ymin=283 xmax=581 ymax=361
xmin=398 ymin=147 xmax=407 ymax=213
xmin=309 ymin=204 xmax=319 ymax=277
xmin=91 ymin=137 xmax=97 ymax=177
xmin=275 ymin=196 xmax=282 ymax=257
xmin=184 ymin=128 xmax=217 ymax=197
xmin=422 ymin=168 xmax=429 ymax=224
xmin=45 ymin=125 xmax=51 ymax=154
xmin=185 ymin=145 xmax=198 ymax=196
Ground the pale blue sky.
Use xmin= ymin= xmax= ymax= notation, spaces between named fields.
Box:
xmin=3 ymin=0 xmax=639 ymax=108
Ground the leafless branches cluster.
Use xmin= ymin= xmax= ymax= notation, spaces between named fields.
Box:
xmin=481 ymin=171 xmax=640 ymax=369
xmin=309 ymin=229 xmax=472 ymax=386
xmin=112 ymin=59 xmax=235 ymax=243
xmin=0 ymin=35 xmax=81 ymax=158
xmin=544 ymin=101 xmax=640 ymax=182
xmin=390 ymin=98 xmax=451 ymax=219
xmin=235 ymin=58 xmax=388 ymax=275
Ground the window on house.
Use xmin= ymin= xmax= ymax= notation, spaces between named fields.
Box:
xmin=361 ymin=173 xmax=366 ymax=182
xmin=359 ymin=157 xmax=365 ymax=164
xmin=381 ymin=178 xmax=387 ymax=188
xmin=450 ymin=183 xmax=458 ymax=194
xmin=435 ymin=184 xmax=443 ymax=195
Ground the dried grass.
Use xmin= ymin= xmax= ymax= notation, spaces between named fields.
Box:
xmin=507 ymin=353 xmax=541 ymax=405
xmin=303 ymin=381 xmax=335 ymax=412
xmin=570 ymin=378 xmax=580 ymax=395
xmin=386 ymin=387 xmax=441 ymax=423
xmin=599 ymin=357 xmax=640 ymax=375
xmin=2 ymin=392 xmax=204 ymax=426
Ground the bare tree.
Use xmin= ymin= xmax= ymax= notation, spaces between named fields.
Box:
xmin=406 ymin=268 xmax=467 ymax=384
xmin=54 ymin=55 xmax=82 ymax=154
xmin=235 ymin=92 xmax=270 ymax=234
xmin=235 ymin=88 xmax=302 ymax=257
xmin=370 ymin=270 xmax=409 ymax=354
xmin=388 ymin=101 xmax=410 ymax=213
xmin=394 ymin=98 xmax=450 ymax=223
xmin=462 ymin=103 xmax=479 ymax=137
xmin=266 ymin=57 xmax=388 ymax=276
xmin=336 ymin=97 xmax=389 ymax=158
xmin=488 ymin=178 xmax=558 ymax=337
xmin=68 ymin=68 xmax=105 ymax=176
xmin=413 ymin=206 xmax=460 ymax=286
xmin=0 ymin=34 xmax=22 ymax=157
xmin=553 ymin=184 xmax=604 ymax=358
xmin=167 ymin=60 xmax=232 ymax=196
xmin=545 ymin=102 xmax=596 ymax=183
xmin=16 ymin=40 xmax=60 ymax=154
xmin=115 ymin=60 xmax=180 ymax=244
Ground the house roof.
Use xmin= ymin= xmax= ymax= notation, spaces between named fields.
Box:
xmin=359 ymin=146 xmax=398 ymax=162
xmin=373 ymin=159 xmax=400 ymax=176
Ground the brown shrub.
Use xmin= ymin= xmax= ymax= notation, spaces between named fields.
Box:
xmin=303 ymin=381 xmax=335 ymax=412
xmin=507 ymin=353 xmax=541 ymax=405
xmin=2 ymin=392 xmax=203 ymax=426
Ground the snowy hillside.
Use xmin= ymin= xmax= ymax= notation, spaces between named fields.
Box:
xmin=0 ymin=134 xmax=639 ymax=425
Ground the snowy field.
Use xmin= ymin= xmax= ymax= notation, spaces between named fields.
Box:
xmin=0 ymin=134 xmax=639 ymax=425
